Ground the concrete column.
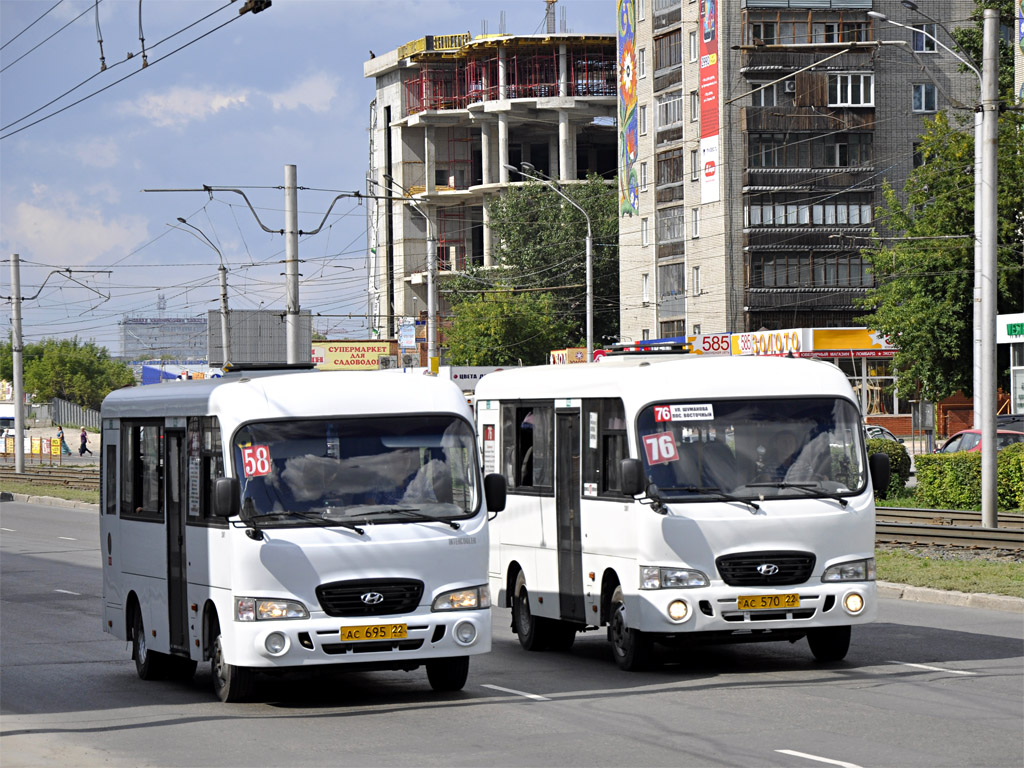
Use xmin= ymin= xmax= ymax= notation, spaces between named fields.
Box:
xmin=498 ymin=47 xmax=507 ymax=100
xmin=480 ymin=122 xmax=493 ymax=185
xmin=558 ymin=44 xmax=568 ymax=97
xmin=548 ymin=134 xmax=559 ymax=177
xmin=558 ymin=110 xmax=571 ymax=180
xmin=498 ymin=114 xmax=509 ymax=184
xmin=424 ymin=126 xmax=436 ymax=194
xmin=483 ymin=197 xmax=493 ymax=267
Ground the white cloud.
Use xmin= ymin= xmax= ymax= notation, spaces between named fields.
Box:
xmin=117 ymin=86 xmax=250 ymax=129
xmin=73 ymin=137 xmax=121 ymax=168
xmin=268 ymin=72 xmax=339 ymax=113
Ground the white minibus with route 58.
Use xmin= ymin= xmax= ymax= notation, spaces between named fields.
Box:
xmin=100 ymin=365 xmax=506 ymax=701
xmin=474 ymin=353 xmax=889 ymax=670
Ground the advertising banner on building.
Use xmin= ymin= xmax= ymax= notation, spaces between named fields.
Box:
xmin=698 ymin=0 xmax=720 ymax=204
xmin=811 ymin=328 xmax=896 ymax=358
xmin=311 ymin=341 xmax=398 ymax=370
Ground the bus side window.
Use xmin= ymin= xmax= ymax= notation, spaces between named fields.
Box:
xmin=120 ymin=420 xmax=164 ymax=521
xmin=105 ymin=444 xmax=117 ymax=515
xmin=583 ymin=398 xmax=627 ymax=497
xmin=500 ymin=402 xmax=554 ymax=492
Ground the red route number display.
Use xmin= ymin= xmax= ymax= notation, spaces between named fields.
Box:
xmin=642 ymin=433 xmax=678 ymax=465
xmin=241 ymin=445 xmax=272 ymax=477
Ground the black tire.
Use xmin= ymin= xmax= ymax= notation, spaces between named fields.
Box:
xmin=608 ymin=585 xmax=651 ymax=671
xmin=512 ymin=572 xmax=548 ymax=651
xmin=211 ymin=626 xmax=254 ymax=702
xmin=166 ymin=655 xmax=198 ymax=681
xmin=426 ymin=656 xmax=470 ymax=692
xmin=808 ymin=625 xmax=851 ymax=662
xmin=132 ymin=609 xmax=168 ymax=680
xmin=544 ymin=620 xmax=577 ymax=652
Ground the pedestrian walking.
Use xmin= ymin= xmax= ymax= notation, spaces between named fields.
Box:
xmin=56 ymin=425 xmax=72 ymax=455
xmin=79 ymin=427 xmax=92 ymax=456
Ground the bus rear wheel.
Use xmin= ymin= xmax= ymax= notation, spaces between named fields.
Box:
xmin=132 ymin=610 xmax=168 ymax=680
xmin=426 ymin=656 xmax=470 ymax=692
xmin=807 ymin=625 xmax=851 ymax=662
xmin=211 ymin=627 xmax=254 ymax=702
xmin=512 ymin=572 xmax=547 ymax=651
xmin=608 ymin=586 xmax=651 ymax=671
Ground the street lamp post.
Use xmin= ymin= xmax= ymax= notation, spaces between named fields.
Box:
xmin=174 ymin=218 xmax=231 ymax=367
xmin=504 ymin=162 xmax=594 ymax=361
xmin=870 ymin=5 xmax=999 ymax=526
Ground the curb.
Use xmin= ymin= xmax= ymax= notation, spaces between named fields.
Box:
xmin=3 ymin=492 xmax=100 ymax=511
xmin=878 ymin=581 xmax=1024 ymax=613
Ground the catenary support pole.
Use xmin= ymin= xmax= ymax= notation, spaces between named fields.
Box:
xmin=9 ymin=254 xmax=24 ymax=473
xmin=284 ymin=164 xmax=303 ymax=364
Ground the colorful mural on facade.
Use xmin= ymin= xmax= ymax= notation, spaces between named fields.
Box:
xmin=617 ymin=0 xmax=640 ymax=217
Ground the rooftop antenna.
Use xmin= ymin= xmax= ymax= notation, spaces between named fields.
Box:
xmin=560 ymin=6 xmax=566 ymax=32
xmin=482 ymin=18 xmax=487 ymax=35
xmin=545 ymin=0 xmax=556 ymax=34
xmin=499 ymin=10 xmax=506 ymax=34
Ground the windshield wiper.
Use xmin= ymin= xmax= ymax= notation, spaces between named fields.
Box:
xmin=746 ymin=481 xmax=848 ymax=508
xmin=655 ymin=485 xmax=760 ymax=513
xmin=353 ymin=505 xmax=461 ymax=530
xmin=246 ymin=509 xmax=365 ymax=535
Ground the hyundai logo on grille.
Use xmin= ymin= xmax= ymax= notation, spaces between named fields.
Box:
xmin=360 ymin=592 xmax=385 ymax=605
xmin=756 ymin=563 xmax=779 ymax=576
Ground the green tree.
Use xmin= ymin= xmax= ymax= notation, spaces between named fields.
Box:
xmin=445 ymin=290 xmax=576 ymax=366
xmin=445 ymin=174 xmax=619 ymax=365
xmin=0 ymin=337 xmax=135 ymax=410
xmin=857 ymin=0 xmax=1024 ymax=401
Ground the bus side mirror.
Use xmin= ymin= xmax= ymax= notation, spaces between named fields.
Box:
xmin=484 ymin=473 xmax=506 ymax=513
xmin=214 ymin=477 xmax=240 ymax=518
xmin=621 ymin=458 xmax=646 ymax=497
xmin=868 ymin=452 xmax=890 ymax=497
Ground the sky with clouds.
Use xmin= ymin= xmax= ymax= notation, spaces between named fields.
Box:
xmin=1 ymin=0 xmax=611 ymax=356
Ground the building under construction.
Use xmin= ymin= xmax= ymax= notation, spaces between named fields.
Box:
xmin=364 ymin=27 xmax=616 ymax=343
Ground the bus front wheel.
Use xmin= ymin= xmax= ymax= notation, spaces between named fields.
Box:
xmin=132 ymin=609 xmax=167 ymax=680
xmin=512 ymin=572 xmax=547 ymax=651
xmin=608 ymin=586 xmax=651 ymax=671
xmin=211 ymin=628 xmax=254 ymax=702
xmin=807 ymin=625 xmax=851 ymax=662
xmin=426 ymin=656 xmax=470 ymax=692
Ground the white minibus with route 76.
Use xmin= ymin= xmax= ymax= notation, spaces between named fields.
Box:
xmin=474 ymin=353 xmax=889 ymax=670
xmin=100 ymin=365 xmax=506 ymax=701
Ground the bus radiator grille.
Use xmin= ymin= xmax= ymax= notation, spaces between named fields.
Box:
xmin=715 ymin=551 xmax=816 ymax=587
xmin=316 ymin=578 xmax=424 ymax=616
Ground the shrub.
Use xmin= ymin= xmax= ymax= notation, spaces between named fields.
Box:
xmin=866 ymin=437 xmax=911 ymax=499
xmin=915 ymin=444 xmax=1024 ymax=512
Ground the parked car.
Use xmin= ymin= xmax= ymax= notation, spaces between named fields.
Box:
xmin=865 ymin=425 xmax=903 ymax=443
xmin=997 ymin=413 xmax=1024 ymax=432
xmin=935 ymin=428 xmax=1024 ymax=454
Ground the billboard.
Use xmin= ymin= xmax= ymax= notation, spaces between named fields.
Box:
xmin=311 ymin=340 xmax=398 ymax=370
xmin=698 ymin=0 xmax=720 ymax=203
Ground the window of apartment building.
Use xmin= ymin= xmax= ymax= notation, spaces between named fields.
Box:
xmin=812 ymin=22 xmax=838 ymax=44
xmin=658 ymin=262 xmax=685 ymax=298
xmin=912 ymin=23 xmax=937 ymax=52
xmin=638 ymin=48 xmax=646 ymax=79
xmin=749 ymin=22 xmax=776 ymax=45
xmin=639 ymin=105 xmax=647 ymax=135
xmin=824 ymin=133 xmax=873 ymax=167
xmin=750 ymin=82 xmax=776 ymax=107
xmin=840 ymin=22 xmax=867 ymax=42
xmin=641 ymin=217 xmax=650 ymax=246
xmin=642 ymin=273 xmax=650 ymax=304
xmin=637 ymin=0 xmax=645 ymax=21
xmin=912 ymin=142 xmax=925 ymax=168
xmin=746 ymin=193 xmax=873 ymax=227
xmin=749 ymin=252 xmax=872 ymax=288
xmin=828 ymin=74 xmax=874 ymax=106
xmin=657 ymin=147 xmax=686 ymax=185
xmin=692 ymin=265 xmax=701 ymax=296
xmin=657 ymin=91 xmax=683 ymax=128
xmin=693 ymin=323 xmax=701 ymax=334
xmin=657 ymin=206 xmax=686 ymax=242
xmin=660 ymin=318 xmax=686 ymax=337
xmin=690 ymin=149 xmax=699 ymax=181
xmin=689 ymin=30 xmax=698 ymax=62
xmin=913 ymin=83 xmax=937 ymax=113
xmin=655 ymin=30 xmax=682 ymax=71
xmin=748 ymin=133 xmax=783 ymax=168
xmin=690 ymin=90 xmax=700 ymax=121
xmin=691 ymin=207 xmax=700 ymax=238
xmin=640 ymin=162 xmax=648 ymax=192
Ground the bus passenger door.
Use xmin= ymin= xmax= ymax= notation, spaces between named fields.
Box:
xmin=165 ymin=429 xmax=189 ymax=655
xmin=555 ymin=411 xmax=585 ymax=622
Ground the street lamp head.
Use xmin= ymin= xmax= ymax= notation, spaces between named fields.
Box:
xmin=901 ymin=0 xmax=919 ymax=11
xmin=520 ymin=161 xmax=536 ymax=172
xmin=867 ymin=11 xmax=888 ymax=22
xmin=177 ymin=217 xmax=187 ymax=223
xmin=502 ymin=163 xmax=518 ymax=173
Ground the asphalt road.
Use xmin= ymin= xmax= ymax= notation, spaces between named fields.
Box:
xmin=1 ymin=500 xmax=1021 ymax=768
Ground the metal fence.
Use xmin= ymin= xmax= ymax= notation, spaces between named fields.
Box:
xmin=50 ymin=398 xmax=100 ymax=431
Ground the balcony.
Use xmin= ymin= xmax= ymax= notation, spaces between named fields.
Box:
xmin=741 ymin=105 xmax=874 ymax=133
xmin=744 ymin=166 xmax=876 ymax=191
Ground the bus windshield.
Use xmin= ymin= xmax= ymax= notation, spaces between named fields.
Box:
xmin=636 ymin=397 xmax=866 ymax=503
xmin=231 ymin=415 xmax=480 ymax=527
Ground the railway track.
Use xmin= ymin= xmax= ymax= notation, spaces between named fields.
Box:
xmin=1 ymin=473 xmax=1020 ymax=550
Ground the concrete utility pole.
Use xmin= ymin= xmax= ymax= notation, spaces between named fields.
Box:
xmin=174 ymin=218 xmax=230 ymax=365
xmin=284 ymin=164 xmax=301 ymax=364
xmin=9 ymin=254 xmax=25 ymax=473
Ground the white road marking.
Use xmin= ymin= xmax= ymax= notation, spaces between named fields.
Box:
xmin=776 ymin=749 xmax=862 ymax=768
xmin=481 ymin=684 xmax=550 ymax=701
xmin=54 ymin=589 xmax=81 ymax=596
xmin=1 ymin=528 xmax=15 ymax=532
xmin=890 ymin=661 xmax=976 ymax=676
xmin=58 ymin=536 xmax=76 ymax=541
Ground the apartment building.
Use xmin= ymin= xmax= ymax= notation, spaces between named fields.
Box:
xmin=364 ymin=32 xmax=617 ymax=344
xmin=618 ymin=0 xmax=978 ymax=343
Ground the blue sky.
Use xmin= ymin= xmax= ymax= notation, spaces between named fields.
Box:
xmin=1 ymin=0 xmax=612 ymax=355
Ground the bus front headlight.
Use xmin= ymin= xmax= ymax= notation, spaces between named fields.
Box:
xmin=235 ymin=597 xmax=309 ymax=621
xmin=822 ymin=558 xmax=876 ymax=582
xmin=640 ymin=566 xmax=709 ymax=589
xmin=432 ymin=585 xmax=491 ymax=611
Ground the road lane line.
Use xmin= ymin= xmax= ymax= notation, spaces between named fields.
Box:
xmin=58 ymin=536 xmax=77 ymax=541
xmin=890 ymin=661 xmax=977 ymax=676
xmin=776 ymin=749 xmax=862 ymax=768
xmin=1 ymin=528 xmax=15 ymax=532
xmin=54 ymin=589 xmax=81 ymax=596
xmin=481 ymin=684 xmax=550 ymax=701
